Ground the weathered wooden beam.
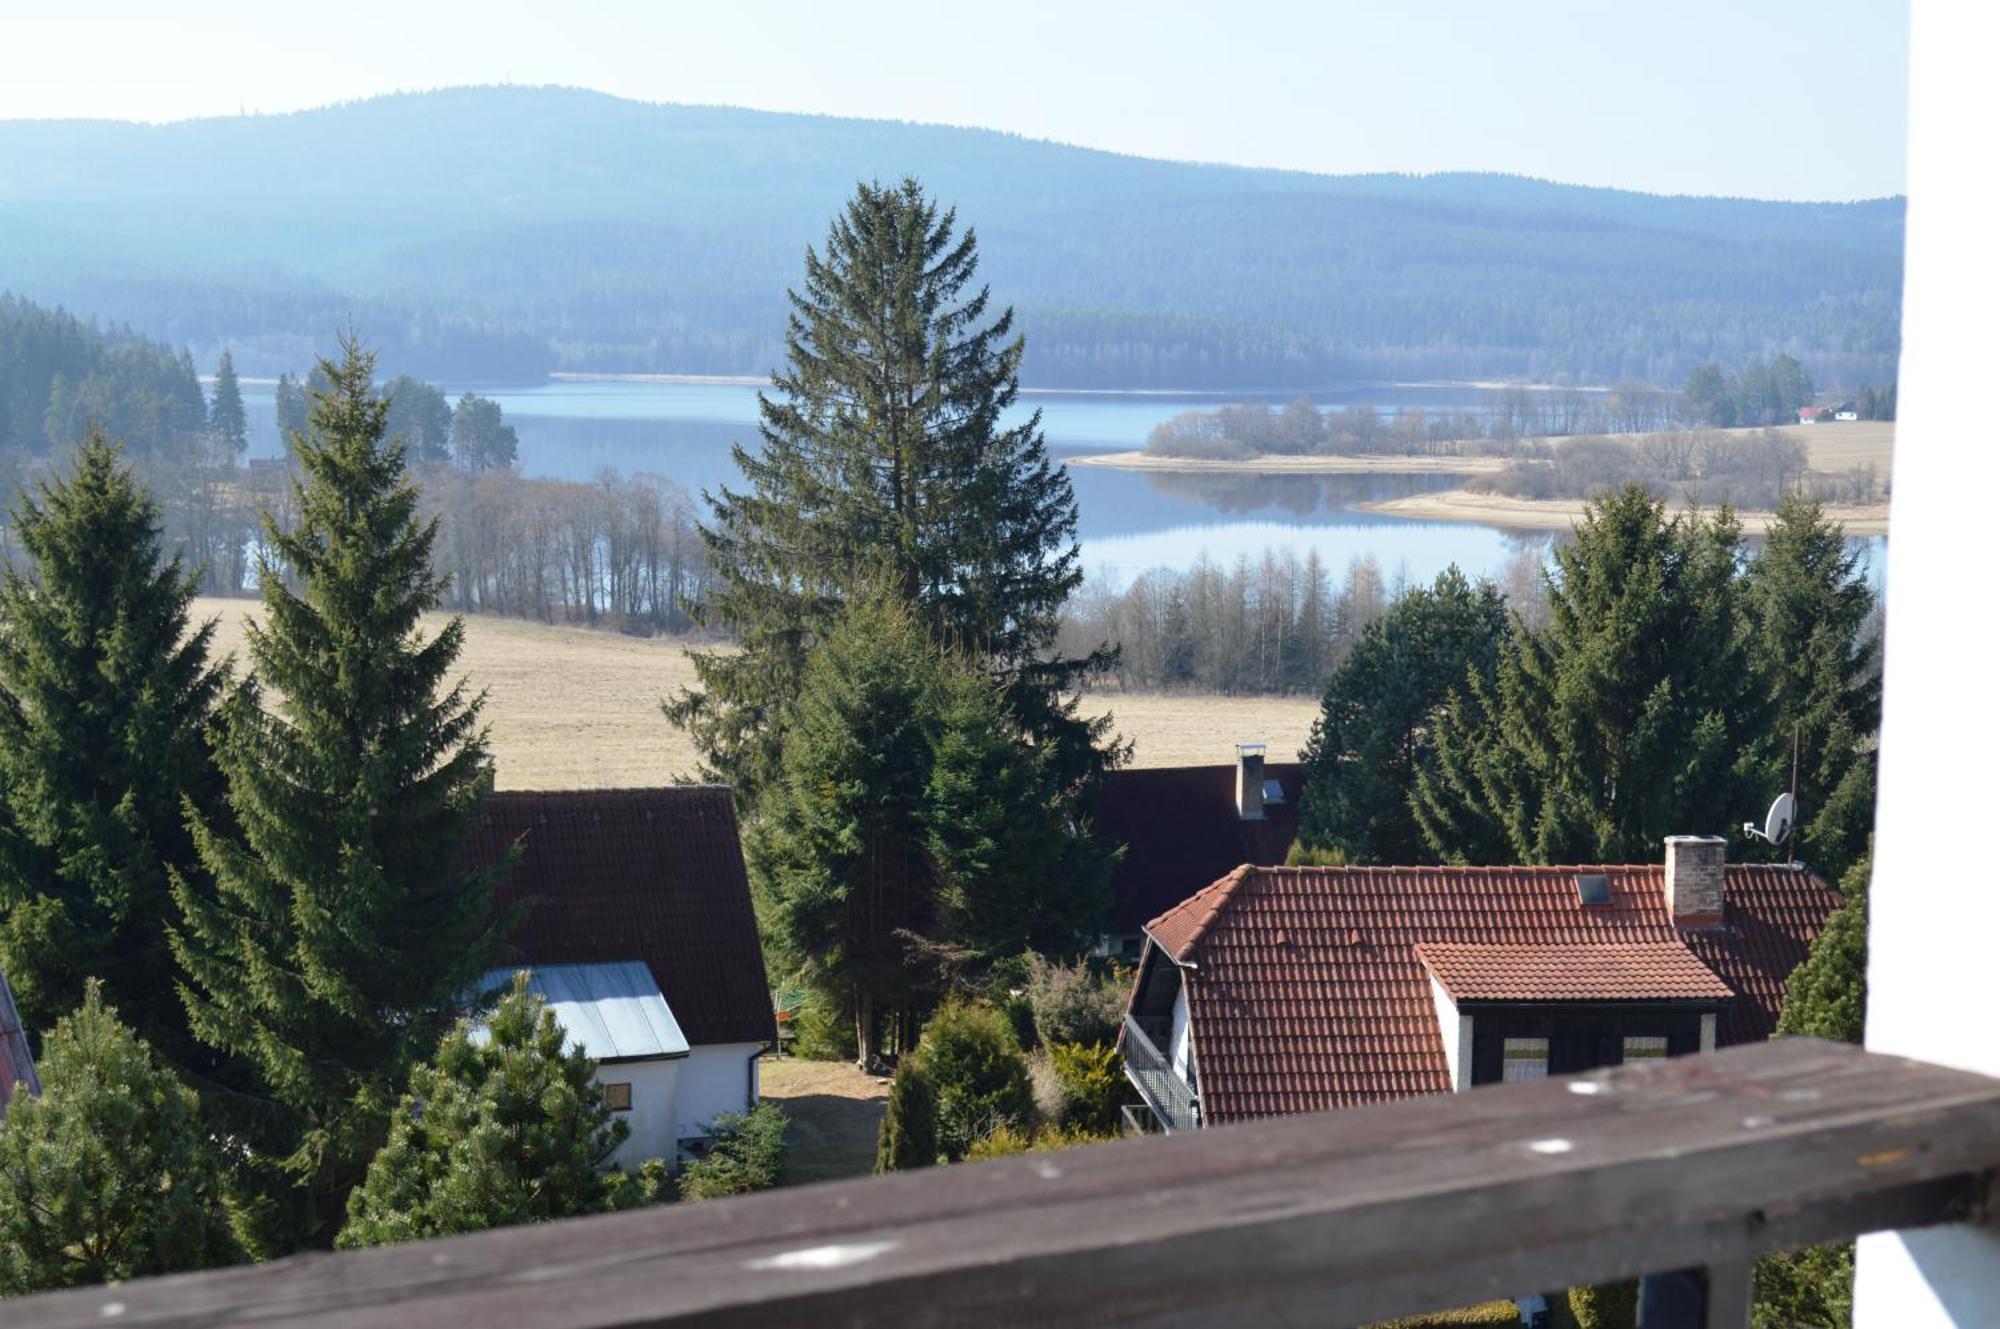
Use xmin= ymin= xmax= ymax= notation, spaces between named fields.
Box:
xmin=11 ymin=1039 xmax=2000 ymax=1329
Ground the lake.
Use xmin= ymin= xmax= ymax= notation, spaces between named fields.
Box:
xmin=241 ymin=378 xmax=1879 ymax=591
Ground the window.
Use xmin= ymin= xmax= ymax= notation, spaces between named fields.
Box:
xmin=1502 ymin=1037 xmax=1549 ymax=1082
xmin=1622 ymin=1035 xmax=1668 ymax=1063
xmin=603 ymin=1081 xmax=633 ymax=1112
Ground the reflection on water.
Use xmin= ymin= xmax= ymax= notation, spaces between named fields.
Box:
xmin=235 ymin=378 xmax=1881 ymax=592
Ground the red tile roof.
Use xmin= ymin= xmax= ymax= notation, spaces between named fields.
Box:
xmin=1415 ymin=941 xmax=1735 ymax=1003
xmin=1143 ymin=863 xmax=1840 ymax=1124
xmin=1097 ymin=763 xmax=1301 ymax=934
xmin=465 ymin=788 xmax=777 ymax=1048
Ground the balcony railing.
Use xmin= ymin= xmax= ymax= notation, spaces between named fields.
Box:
xmin=11 ymin=1038 xmax=2000 ymax=1329
xmin=1122 ymin=1011 xmax=1199 ymax=1132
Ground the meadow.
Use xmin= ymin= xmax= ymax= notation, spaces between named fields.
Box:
xmin=193 ymin=600 xmax=1320 ymax=789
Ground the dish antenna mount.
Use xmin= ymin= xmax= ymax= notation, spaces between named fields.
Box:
xmin=1742 ymin=723 xmax=1801 ymax=849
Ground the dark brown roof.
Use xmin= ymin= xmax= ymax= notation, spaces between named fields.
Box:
xmin=1144 ymin=862 xmax=1840 ymax=1124
xmin=1415 ymin=941 xmax=1735 ymax=1003
xmin=1098 ymin=763 xmax=1301 ymax=934
xmin=468 ymin=788 xmax=776 ymax=1048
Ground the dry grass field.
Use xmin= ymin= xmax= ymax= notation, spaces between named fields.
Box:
xmin=192 ymin=598 xmax=1320 ymax=790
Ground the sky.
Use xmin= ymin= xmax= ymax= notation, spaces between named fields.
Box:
xmin=0 ymin=0 xmax=1909 ymax=201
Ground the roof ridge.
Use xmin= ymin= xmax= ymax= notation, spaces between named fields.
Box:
xmin=1146 ymin=862 xmax=1258 ymax=962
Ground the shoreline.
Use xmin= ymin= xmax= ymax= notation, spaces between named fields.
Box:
xmin=1362 ymin=489 xmax=1890 ymax=536
xmin=546 ymin=372 xmax=1607 ymax=400
xmin=1064 ymin=450 xmax=1508 ymax=476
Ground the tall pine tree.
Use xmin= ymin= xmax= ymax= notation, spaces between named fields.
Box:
xmin=0 ymin=433 xmax=228 ymax=1067
xmin=668 ymin=178 xmax=1116 ymax=805
xmin=1742 ymin=494 xmax=1880 ymax=882
xmin=1297 ymin=567 xmax=1507 ymax=863
xmin=208 ymin=351 xmax=248 ymax=455
xmin=171 ymin=337 xmax=512 ymax=1247
xmin=1414 ymin=487 xmax=1764 ymax=864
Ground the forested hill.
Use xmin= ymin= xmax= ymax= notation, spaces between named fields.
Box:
xmin=0 ymin=86 xmax=1904 ymax=389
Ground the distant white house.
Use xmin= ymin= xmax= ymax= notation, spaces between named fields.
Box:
xmin=464 ymin=787 xmax=778 ymax=1164
xmin=475 ymin=961 xmax=693 ymax=1168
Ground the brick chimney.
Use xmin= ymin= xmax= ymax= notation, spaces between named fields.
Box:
xmin=1663 ymin=835 xmax=1727 ymax=927
xmin=1235 ymin=743 xmax=1267 ymax=820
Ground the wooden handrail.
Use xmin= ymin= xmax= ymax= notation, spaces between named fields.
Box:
xmin=10 ymin=1039 xmax=2000 ymax=1328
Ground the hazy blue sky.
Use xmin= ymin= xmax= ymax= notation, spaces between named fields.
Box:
xmin=1 ymin=0 xmax=1908 ymax=201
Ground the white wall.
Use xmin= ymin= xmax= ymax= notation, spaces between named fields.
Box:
xmin=1854 ymin=6 xmax=2000 ymax=1321
xmin=1428 ymin=975 xmax=1472 ymax=1091
xmin=594 ymin=1057 xmax=682 ymax=1171
xmin=1168 ymin=984 xmax=1194 ymax=1080
xmin=675 ymin=1041 xmax=764 ymax=1140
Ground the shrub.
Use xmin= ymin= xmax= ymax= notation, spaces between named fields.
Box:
xmin=0 ymin=985 xmax=244 ymax=1294
xmin=964 ymin=1121 xmax=1115 ymax=1161
xmin=875 ymin=1061 xmax=939 ymax=1173
xmin=1048 ymin=1041 xmax=1126 ymax=1135
xmin=1023 ymin=953 xmax=1126 ymax=1049
xmin=1366 ymin=1302 xmax=1523 ymax=1327
xmin=1567 ymin=1280 xmax=1639 ymax=1329
xmin=788 ymin=992 xmax=858 ymax=1062
xmin=914 ymin=1000 xmax=1036 ymax=1161
xmin=678 ymin=1103 xmax=789 ymax=1201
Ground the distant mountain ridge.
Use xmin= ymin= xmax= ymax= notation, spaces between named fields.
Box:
xmin=0 ymin=86 xmax=1905 ymax=389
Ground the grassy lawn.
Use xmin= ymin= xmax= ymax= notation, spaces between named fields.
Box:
xmin=759 ymin=1056 xmax=890 ymax=1185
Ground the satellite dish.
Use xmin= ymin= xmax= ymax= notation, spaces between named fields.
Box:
xmin=1744 ymin=793 xmax=1796 ymax=845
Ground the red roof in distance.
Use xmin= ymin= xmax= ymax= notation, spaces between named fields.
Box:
xmin=1142 ymin=862 xmax=1840 ymax=1124
xmin=1415 ymin=941 xmax=1735 ymax=1003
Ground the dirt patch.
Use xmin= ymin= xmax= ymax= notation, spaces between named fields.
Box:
xmin=760 ymin=1056 xmax=891 ymax=1185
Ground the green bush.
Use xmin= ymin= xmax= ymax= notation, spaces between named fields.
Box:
xmin=1048 ymin=1041 xmax=1126 ymax=1135
xmin=0 ymin=984 xmax=243 ymax=1294
xmin=875 ymin=1061 xmax=939 ymax=1173
xmin=1753 ymin=1243 xmax=1854 ymax=1328
xmin=678 ymin=1103 xmax=789 ymax=1201
xmin=788 ymin=993 xmax=858 ymax=1062
xmin=1023 ymin=953 xmax=1126 ymax=1049
xmin=964 ymin=1121 xmax=1115 ymax=1161
xmin=1367 ymin=1300 xmax=1523 ymax=1327
xmin=1567 ymin=1280 xmax=1639 ymax=1329
xmin=914 ymin=1000 xmax=1036 ymax=1161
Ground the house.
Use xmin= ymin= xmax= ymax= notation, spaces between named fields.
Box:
xmin=1798 ymin=406 xmax=1828 ymax=424
xmin=464 ymin=787 xmax=777 ymax=1164
xmin=0 ymin=963 xmax=38 ymax=1119
xmin=1095 ymin=743 xmax=1302 ymax=960
xmin=1835 ymin=403 xmax=1861 ymax=421
xmin=1120 ymin=835 xmax=1840 ymax=1132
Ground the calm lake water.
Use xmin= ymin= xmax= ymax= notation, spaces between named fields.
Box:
xmin=242 ymin=378 xmax=1880 ymax=591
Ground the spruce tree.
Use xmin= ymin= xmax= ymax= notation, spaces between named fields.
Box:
xmin=171 ymin=337 xmax=512 ymax=1247
xmin=208 ymin=351 xmax=248 ymax=455
xmin=1297 ymin=567 xmax=1506 ymax=863
xmin=1742 ymin=494 xmax=1880 ymax=882
xmin=0 ymin=432 xmax=227 ymax=1066
xmin=1752 ymin=850 xmax=1872 ymax=1326
xmin=1414 ymin=487 xmax=1763 ymax=864
xmin=749 ymin=590 xmax=1105 ymax=1067
xmin=669 ymin=177 xmax=1115 ymax=805
xmin=336 ymin=975 xmax=662 ymax=1249
xmin=0 ymin=983 xmax=242 ymax=1295
xmin=875 ymin=1059 xmax=939 ymax=1173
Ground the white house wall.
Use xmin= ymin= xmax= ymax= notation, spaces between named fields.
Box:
xmin=1429 ymin=975 xmax=1473 ymax=1091
xmin=595 ymin=1057 xmax=682 ymax=1171
xmin=1167 ymin=985 xmax=1194 ymax=1080
xmin=675 ymin=1041 xmax=765 ymax=1139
